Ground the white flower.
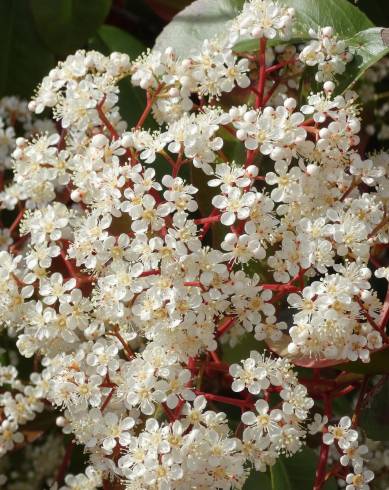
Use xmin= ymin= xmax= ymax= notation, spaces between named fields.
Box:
xmin=340 ymin=443 xmax=368 ymax=467
xmin=39 ymin=272 xmax=76 ymax=305
xmin=323 ymin=417 xmax=358 ymax=450
xmin=212 ymin=188 xmax=256 ymax=226
xmin=230 ymin=357 xmax=270 ymax=394
xmin=345 ymin=464 xmax=374 ymax=490
xmin=241 ymin=399 xmax=283 ymax=439
xmin=300 ymin=26 xmax=353 ymax=83
xmin=280 ymin=384 xmax=314 ymax=420
xmin=229 ymin=0 xmax=295 ymax=43
xmin=308 ymin=413 xmax=328 ymax=435
xmin=0 ymin=420 xmax=24 ymax=454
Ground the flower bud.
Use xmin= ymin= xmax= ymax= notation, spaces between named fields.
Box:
xmin=91 ymin=134 xmax=108 ymax=148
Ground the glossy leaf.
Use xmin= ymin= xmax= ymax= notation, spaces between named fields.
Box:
xmin=31 ymin=0 xmax=111 ymax=56
xmin=236 ymin=0 xmax=373 ymax=51
xmin=156 ymin=0 xmax=373 ymax=56
xmin=155 ymin=0 xmax=242 ymax=56
xmin=0 ymin=0 xmax=55 ymax=98
xmin=154 ymin=0 xmax=387 ymax=96
xmin=221 ymin=335 xmax=265 ymax=363
xmin=278 ymin=0 xmax=373 ymax=38
xmin=336 ymin=28 xmax=389 ymax=92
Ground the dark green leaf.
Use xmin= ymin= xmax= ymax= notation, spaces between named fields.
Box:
xmin=147 ymin=0 xmax=192 ymax=10
xmin=360 ymin=377 xmax=389 ymax=441
xmin=31 ymin=0 xmax=111 ymax=57
xmin=244 ymin=469 xmax=272 ymax=489
xmin=221 ymin=334 xmax=265 ymax=364
xmin=270 ymin=458 xmax=292 ymax=490
xmin=0 ymin=0 xmax=55 ymax=98
xmin=270 ymin=451 xmax=337 ymax=490
xmin=97 ymin=25 xmax=145 ymax=59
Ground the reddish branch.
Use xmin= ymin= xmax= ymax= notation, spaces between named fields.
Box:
xmin=56 ymin=439 xmax=75 ymax=485
xmin=255 ymin=38 xmax=267 ymax=108
xmin=97 ymin=98 xmax=119 ymax=140
xmin=313 ymin=396 xmax=332 ymax=490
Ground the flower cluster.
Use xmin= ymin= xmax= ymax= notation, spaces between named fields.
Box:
xmin=229 ymin=0 xmax=295 ymax=43
xmin=324 ymin=417 xmax=374 ymax=490
xmin=299 ymin=26 xmax=353 ymax=82
xmin=0 ymin=0 xmax=387 ymax=488
xmin=231 ymin=351 xmax=313 ymax=469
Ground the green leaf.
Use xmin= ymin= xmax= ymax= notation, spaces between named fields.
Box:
xmin=154 ymin=0 xmax=387 ymax=95
xmin=89 ymin=26 xmax=148 ymax=129
xmin=269 ymin=451 xmax=337 ymax=490
xmin=243 ymin=452 xmax=337 ymax=490
xmin=336 ymin=28 xmax=389 ymax=92
xmin=155 ymin=0 xmax=242 ymax=56
xmin=97 ymin=25 xmax=145 ymax=59
xmin=0 ymin=0 xmax=55 ymax=98
xmin=360 ymin=377 xmax=389 ymax=441
xmin=156 ymin=0 xmax=373 ymax=56
xmin=244 ymin=469 xmax=272 ymax=490
xmin=278 ymin=0 xmax=373 ymax=39
xmin=235 ymin=0 xmax=373 ymax=53
xmin=270 ymin=459 xmax=292 ymax=490
xmin=31 ymin=0 xmax=111 ymax=57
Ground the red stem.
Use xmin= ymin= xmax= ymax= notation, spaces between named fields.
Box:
xmin=9 ymin=207 xmax=25 ymax=235
xmin=101 ymin=387 xmax=116 ymax=412
xmin=108 ymin=330 xmax=134 ymax=360
xmin=135 ymin=85 xmax=162 ymax=130
xmin=351 ymin=375 xmax=370 ymax=426
xmin=97 ymin=99 xmax=119 ymax=140
xmin=262 ymin=78 xmax=281 ymax=106
xmin=357 ymin=297 xmax=387 ymax=340
xmin=265 ymin=58 xmax=296 ymax=74
xmin=194 ymin=213 xmax=221 ymax=226
xmin=379 ymin=287 xmax=389 ymax=333
xmin=215 ymin=316 xmax=236 ymax=338
xmin=313 ymin=396 xmax=332 ymax=490
xmin=255 ymin=38 xmax=267 ymax=108
xmin=56 ymin=439 xmax=74 ymax=484
xmin=194 ymin=390 xmax=254 ymax=409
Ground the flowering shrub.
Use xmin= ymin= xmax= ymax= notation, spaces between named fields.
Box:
xmin=1 ymin=0 xmax=389 ymax=488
